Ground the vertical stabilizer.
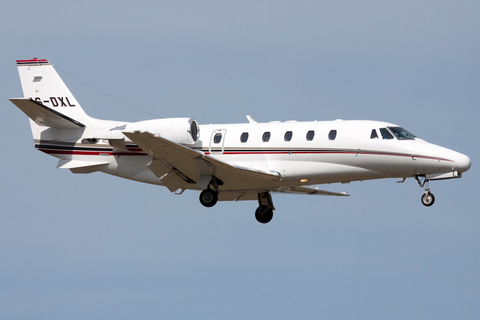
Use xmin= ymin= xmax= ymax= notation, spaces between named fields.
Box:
xmin=16 ymin=58 xmax=92 ymax=126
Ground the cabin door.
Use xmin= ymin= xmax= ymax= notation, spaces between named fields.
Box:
xmin=209 ymin=129 xmax=227 ymax=155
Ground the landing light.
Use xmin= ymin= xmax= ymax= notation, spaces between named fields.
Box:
xmin=300 ymin=179 xmax=309 ymax=183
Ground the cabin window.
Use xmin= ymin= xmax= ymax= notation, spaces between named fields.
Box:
xmin=262 ymin=132 xmax=271 ymax=142
xmin=379 ymin=128 xmax=394 ymax=140
xmin=284 ymin=131 xmax=293 ymax=141
xmin=388 ymin=127 xmax=416 ymax=140
xmin=370 ymin=129 xmax=378 ymax=139
xmin=328 ymin=130 xmax=337 ymax=140
xmin=306 ymin=130 xmax=315 ymax=141
xmin=240 ymin=132 xmax=249 ymax=143
xmin=213 ymin=132 xmax=222 ymax=143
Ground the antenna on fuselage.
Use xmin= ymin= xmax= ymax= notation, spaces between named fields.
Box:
xmin=246 ymin=115 xmax=257 ymax=124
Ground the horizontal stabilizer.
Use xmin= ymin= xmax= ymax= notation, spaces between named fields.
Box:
xmin=274 ymin=186 xmax=350 ymax=196
xmin=10 ymin=98 xmax=85 ymax=129
xmin=57 ymin=159 xmax=110 ymax=169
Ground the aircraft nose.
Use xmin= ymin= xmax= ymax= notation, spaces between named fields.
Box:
xmin=453 ymin=152 xmax=471 ymax=173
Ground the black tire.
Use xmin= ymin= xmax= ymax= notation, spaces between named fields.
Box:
xmin=199 ymin=189 xmax=218 ymax=207
xmin=421 ymin=192 xmax=435 ymax=207
xmin=255 ymin=206 xmax=274 ymax=224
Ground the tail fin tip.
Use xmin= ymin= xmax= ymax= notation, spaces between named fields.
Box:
xmin=16 ymin=58 xmax=50 ymax=66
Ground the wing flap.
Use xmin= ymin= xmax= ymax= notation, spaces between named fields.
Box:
xmin=123 ymin=131 xmax=203 ymax=181
xmin=147 ymin=159 xmax=191 ymax=192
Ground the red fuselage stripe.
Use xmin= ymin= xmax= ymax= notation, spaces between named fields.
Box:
xmin=37 ymin=146 xmax=453 ymax=162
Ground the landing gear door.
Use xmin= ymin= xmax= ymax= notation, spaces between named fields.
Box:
xmin=209 ymin=129 xmax=227 ymax=155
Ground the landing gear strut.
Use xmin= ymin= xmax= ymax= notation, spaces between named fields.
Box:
xmin=415 ymin=175 xmax=435 ymax=207
xmin=255 ymin=192 xmax=275 ymax=224
xmin=199 ymin=176 xmax=221 ymax=208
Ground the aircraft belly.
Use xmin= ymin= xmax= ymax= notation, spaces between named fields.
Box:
xmin=356 ymin=151 xmax=452 ymax=177
xmin=354 ymin=152 xmax=413 ymax=177
xmin=277 ymin=160 xmax=320 ymax=181
xmin=408 ymin=157 xmax=453 ymax=175
xmin=316 ymin=162 xmax=386 ymax=183
xmin=275 ymin=153 xmax=401 ymax=183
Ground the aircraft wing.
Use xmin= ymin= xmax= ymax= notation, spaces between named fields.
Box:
xmin=213 ymin=187 xmax=349 ymax=203
xmin=216 ymin=187 xmax=350 ymax=201
xmin=123 ymin=131 xmax=280 ymax=192
xmin=10 ymin=98 xmax=85 ymax=129
xmin=273 ymin=186 xmax=349 ymax=196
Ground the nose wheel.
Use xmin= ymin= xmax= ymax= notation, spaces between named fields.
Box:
xmin=415 ymin=175 xmax=436 ymax=207
xmin=421 ymin=191 xmax=435 ymax=206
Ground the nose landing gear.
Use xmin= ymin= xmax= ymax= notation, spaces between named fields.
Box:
xmin=421 ymin=192 xmax=435 ymax=206
xmin=415 ymin=175 xmax=435 ymax=207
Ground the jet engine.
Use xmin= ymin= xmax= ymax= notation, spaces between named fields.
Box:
xmin=125 ymin=118 xmax=200 ymax=145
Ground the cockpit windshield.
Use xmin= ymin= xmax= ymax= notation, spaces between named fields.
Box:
xmin=387 ymin=127 xmax=416 ymax=140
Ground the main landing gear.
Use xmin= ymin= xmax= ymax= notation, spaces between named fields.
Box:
xmin=199 ymin=189 xmax=218 ymax=207
xmin=199 ymin=176 xmax=221 ymax=208
xmin=198 ymin=187 xmax=275 ymax=224
xmin=255 ymin=192 xmax=275 ymax=224
xmin=415 ymin=175 xmax=435 ymax=207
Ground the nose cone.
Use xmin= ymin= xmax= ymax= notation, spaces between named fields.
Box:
xmin=454 ymin=152 xmax=471 ymax=173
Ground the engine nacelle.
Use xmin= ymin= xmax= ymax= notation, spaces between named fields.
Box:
xmin=125 ymin=118 xmax=200 ymax=145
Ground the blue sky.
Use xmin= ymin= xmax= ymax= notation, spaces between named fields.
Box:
xmin=1 ymin=1 xmax=479 ymax=319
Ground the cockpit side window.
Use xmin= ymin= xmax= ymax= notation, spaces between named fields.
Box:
xmin=388 ymin=127 xmax=416 ymax=140
xmin=379 ymin=128 xmax=394 ymax=139
xmin=370 ymin=129 xmax=378 ymax=139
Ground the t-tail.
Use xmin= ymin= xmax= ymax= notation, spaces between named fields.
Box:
xmin=9 ymin=58 xmax=130 ymax=173
xmin=9 ymin=58 xmax=197 ymax=175
xmin=9 ymin=58 xmax=96 ymax=142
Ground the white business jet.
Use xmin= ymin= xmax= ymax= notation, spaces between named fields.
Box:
xmin=10 ymin=58 xmax=471 ymax=223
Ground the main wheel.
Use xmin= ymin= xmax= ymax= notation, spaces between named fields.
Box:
xmin=255 ymin=206 xmax=273 ymax=224
xmin=421 ymin=192 xmax=435 ymax=207
xmin=199 ymin=189 xmax=218 ymax=207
